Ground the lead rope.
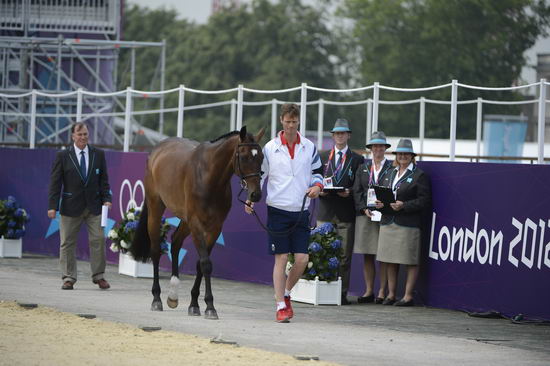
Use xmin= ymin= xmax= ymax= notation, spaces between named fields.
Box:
xmin=237 ymin=188 xmax=317 ymax=236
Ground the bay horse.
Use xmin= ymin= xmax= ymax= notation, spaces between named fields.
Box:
xmin=130 ymin=126 xmax=265 ymax=319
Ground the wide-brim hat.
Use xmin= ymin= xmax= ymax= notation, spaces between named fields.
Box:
xmin=392 ymin=138 xmax=417 ymax=156
xmin=331 ymin=118 xmax=352 ymax=133
xmin=366 ymin=131 xmax=391 ymax=149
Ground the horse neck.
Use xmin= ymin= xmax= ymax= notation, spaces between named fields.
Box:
xmin=210 ymin=135 xmax=239 ymax=186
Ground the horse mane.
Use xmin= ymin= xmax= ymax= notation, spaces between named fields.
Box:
xmin=210 ymin=130 xmax=240 ymax=143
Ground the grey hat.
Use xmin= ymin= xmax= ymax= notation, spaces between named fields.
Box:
xmin=392 ymin=138 xmax=416 ymax=156
xmin=366 ymin=131 xmax=391 ymax=149
xmin=331 ymin=118 xmax=352 ymax=133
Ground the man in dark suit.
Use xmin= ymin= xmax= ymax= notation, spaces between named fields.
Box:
xmin=317 ymin=119 xmax=364 ymax=304
xmin=48 ymin=122 xmax=112 ymax=290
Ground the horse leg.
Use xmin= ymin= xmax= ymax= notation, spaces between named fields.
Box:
xmin=147 ymin=197 xmax=165 ymax=311
xmin=202 ymin=243 xmax=218 ymax=320
xmin=167 ymin=222 xmax=189 ymax=309
xmin=188 ymin=259 xmax=203 ymax=316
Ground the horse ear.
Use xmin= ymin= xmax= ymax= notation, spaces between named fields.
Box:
xmin=255 ymin=126 xmax=266 ymax=142
xmin=239 ymin=125 xmax=247 ymax=142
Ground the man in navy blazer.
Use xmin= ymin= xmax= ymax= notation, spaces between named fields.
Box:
xmin=48 ymin=122 xmax=112 ymax=290
xmin=318 ymin=119 xmax=364 ymax=305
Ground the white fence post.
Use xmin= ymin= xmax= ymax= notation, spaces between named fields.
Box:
xmin=476 ymin=97 xmax=483 ymax=162
xmin=538 ymin=79 xmax=547 ymax=164
xmin=230 ymin=98 xmax=236 ymax=132
xmin=76 ymin=88 xmax=83 ymax=122
xmin=317 ymin=98 xmax=324 ymax=150
xmin=372 ymin=82 xmax=380 ymax=132
xmin=419 ymin=97 xmax=425 ymax=160
xmin=300 ymin=83 xmax=307 ymax=136
xmin=271 ymin=99 xmax=277 ymax=140
xmin=123 ymin=87 xmax=132 ymax=152
xmin=366 ymin=99 xmax=372 ymax=147
xmin=449 ymin=79 xmax=458 ymax=161
xmin=177 ymin=85 xmax=185 ymax=138
xmin=29 ymin=90 xmax=37 ymax=149
xmin=236 ymin=84 xmax=244 ymax=130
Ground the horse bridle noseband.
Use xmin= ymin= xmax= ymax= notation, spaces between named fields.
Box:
xmin=233 ymin=142 xmax=316 ymax=236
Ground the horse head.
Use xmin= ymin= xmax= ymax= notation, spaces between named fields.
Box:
xmin=235 ymin=125 xmax=265 ymax=202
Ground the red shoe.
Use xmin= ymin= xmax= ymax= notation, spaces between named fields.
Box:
xmin=276 ymin=308 xmax=291 ymax=323
xmin=284 ymin=296 xmax=294 ymax=319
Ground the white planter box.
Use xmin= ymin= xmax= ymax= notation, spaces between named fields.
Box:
xmin=0 ymin=237 xmax=22 ymax=258
xmin=118 ymin=252 xmax=153 ymax=278
xmin=291 ymin=277 xmax=342 ymax=306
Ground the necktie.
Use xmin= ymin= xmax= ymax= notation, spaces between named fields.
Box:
xmin=335 ymin=151 xmax=343 ymax=179
xmin=79 ymin=151 xmax=87 ymax=180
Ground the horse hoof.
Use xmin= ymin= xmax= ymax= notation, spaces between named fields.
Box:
xmin=204 ymin=309 xmax=219 ymax=320
xmin=188 ymin=306 xmax=201 ymax=316
xmin=167 ymin=297 xmax=178 ymax=309
xmin=151 ymin=301 xmax=163 ymax=311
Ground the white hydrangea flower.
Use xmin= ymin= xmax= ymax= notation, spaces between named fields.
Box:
xmin=109 ymin=243 xmax=119 ymax=253
xmin=126 ymin=212 xmax=135 ymax=220
xmin=22 ymin=208 xmax=27 ymax=217
xmin=120 ymin=240 xmax=130 ymax=249
xmin=307 ymin=261 xmax=313 ymax=269
xmin=108 ymin=229 xmax=118 ymax=239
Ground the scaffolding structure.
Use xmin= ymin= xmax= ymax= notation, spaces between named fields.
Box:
xmin=0 ymin=0 xmax=167 ymax=147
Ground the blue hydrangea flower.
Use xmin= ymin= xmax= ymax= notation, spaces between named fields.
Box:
xmin=124 ymin=221 xmax=138 ymax=232
xmin=323 ymin=272 xmax=332 ymax=278
xmin=7 ymin=220 xmax=16 ymax=228
xmin=331 ymin=240 xmax=342 ymax=249
xmin=308 ymin=268 xmax=317 ymax=276
xmin=6 ymin=229 xmax=15 ymax=238
xmin=308 ymin=242 xmax=321 ymax=252
xmin=15 ymin=229 xmax=24 ymax=238
xmin=135 ymin=210 xmax=141 ymax=216
xmin=25 ymin=214 xmax=31 ymax=223
xmin=14 ymin=208 xmax=24 ymax=218
xmin=328 ymin=257 xmax=340 ymax=269
xmin=320 ymin=222 xmax=334 ymax=235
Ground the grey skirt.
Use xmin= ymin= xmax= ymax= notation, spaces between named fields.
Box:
xmin=353 ymin=215 xmax=380 ymax=255
xmin=377 ymin=223 xmax=421 ymax=265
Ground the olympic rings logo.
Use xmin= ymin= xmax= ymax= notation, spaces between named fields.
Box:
xmin=119 ymin=179 xmax=145 ymax=218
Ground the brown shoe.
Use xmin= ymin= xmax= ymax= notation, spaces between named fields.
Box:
xmin=93 ymin=278 xmax=110 ymax=290
xmin=61 ymin=281 xmax=74 ymax=290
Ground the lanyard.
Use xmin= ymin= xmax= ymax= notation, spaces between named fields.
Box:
xmin=324 ymin=148 xmax=347 ymax=177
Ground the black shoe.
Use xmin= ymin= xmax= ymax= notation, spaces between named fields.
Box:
xmin=394 ymin=299 xmax=414 ymax=307
xmin=341 ymin=296 xmax=351 ymax=305
xmin=374 ymin=297 xmax=385 ymax=304
xmin=357 ymin=294 xmax=374 ymax=304
xmin=382 ymin=297 xmax=396 ymax=305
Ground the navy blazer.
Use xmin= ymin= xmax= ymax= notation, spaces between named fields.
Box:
xmin=353 ymin=159 xmax=393 ymax=213
xmin=378 ymin=165 xmax=431 ymax=228
xmin=48 ymin=145 xmax=112 ymax=217
xmin=317 ymin=148 xmax=364 ymax=223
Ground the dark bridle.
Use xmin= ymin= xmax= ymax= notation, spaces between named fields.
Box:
xmin=234 ymin=142 xmax=263 ymax=190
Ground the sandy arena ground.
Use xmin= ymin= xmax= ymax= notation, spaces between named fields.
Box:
xmin=0 ymin=301 xmax=338 ymax=366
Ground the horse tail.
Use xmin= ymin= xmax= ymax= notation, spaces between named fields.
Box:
xmin=130 ymin=201 xmax=151 ymax=262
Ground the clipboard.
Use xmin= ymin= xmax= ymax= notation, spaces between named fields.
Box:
xmin=323 ymin=186 xmax=345 ymax=192
xmin=373 ymin=185 xmax=395 ymax=205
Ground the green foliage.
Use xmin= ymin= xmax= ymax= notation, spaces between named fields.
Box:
xmin=340 ymin=0 xmax=550 ymax=139
xmin=108 ymin=208 xmax=171 ymax=254
xmin=120 ymin=0 xmax=343 ymax=143
xmin=289 ymin=222 xmax=343 ymax=282
xmin=0 ymin=196 xmax=30 ymax=239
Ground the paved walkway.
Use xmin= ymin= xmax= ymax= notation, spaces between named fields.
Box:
xmin=1 ymin=254 xmax=549 ymax=365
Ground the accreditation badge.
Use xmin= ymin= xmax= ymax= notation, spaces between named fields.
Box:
xmin=323 ymin=176 xmax=334 ymax=188
xmin=367 ymin=188 xmax=377 ymax=208
xmin=371 ymin=210 xmax=382 ymax=222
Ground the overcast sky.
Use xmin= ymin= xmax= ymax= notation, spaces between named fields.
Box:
xmin=126 ymin=0 xmax=550 ymax=85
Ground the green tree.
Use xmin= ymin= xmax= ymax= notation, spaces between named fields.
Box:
xmin=120 ymin=0 xmax=347 ymax=144
xmin=340 ymin=0 xmax=550 ymax=139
